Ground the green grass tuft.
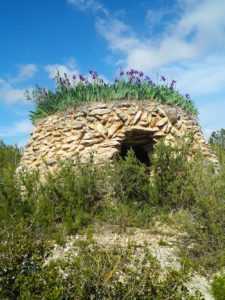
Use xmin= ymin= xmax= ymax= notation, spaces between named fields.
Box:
xmin=27 ymin=70 xmax=198 ymax=123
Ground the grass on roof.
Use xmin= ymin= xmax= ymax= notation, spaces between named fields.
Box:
xmin=27 ymin=69 xmax=198 ymax=123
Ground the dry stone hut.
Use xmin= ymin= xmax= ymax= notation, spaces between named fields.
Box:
xmin=19 ymin=100 xmax=218 ymax=174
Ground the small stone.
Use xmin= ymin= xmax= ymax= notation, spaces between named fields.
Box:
xmin=89 ymin=108 xmax=111 ymax=116
xmin=141 ymin=111 xmax=148 ymax=121
xmin=96 ymin=123 xmax=107 ymax=136
xmin=153 ymin=131 xmax=166 ymax=137
xmin=176 ymin=120 xmax=183 ymax=129
xmin=62 ymin=144 xmax=71 ymax=150
xmin=116 ymin=102 xmax=131 ymax=108
xmin=100 ymin=140 xmax=121 ymax=147
xmin=138 ymin=121 xmax=149 ymax=127
xmin=53 ymin=132 xmax=62 ymax=137
xmin=82 ymin=132 xmax=96 ymax=140
xmin=156 ymin=117 xmax=168 ymax=127
xmin=129 ymin=126 xmax=159 ymax=133
xmin=87 ymin=116 xmax=96 ymax=122
xmin=165 ymin=107 xmax=178 ymax=124
xmin=164 ymin=123 xmax=172 ymax=133
xmin=46 ymin=159 xmax=57 ymax=166
xmin=65 ymin=136 xmax=75 ymax=144
xmin=116 ymin=111 xmax=127 ymax=122
xmin=73 ymin=122 xmax=84 ymax=129
xmin=150 ymin=117 xmax=158 ymax=127
xmin=157 ymin=107 xmax=166 ymax=117
xmin=132 ymin=111 xmax=142 ymax=125
xmin=81 ymin=138 xmax=103 ymax=146
xmin=108 ymin=122 xmax=123 ymax=138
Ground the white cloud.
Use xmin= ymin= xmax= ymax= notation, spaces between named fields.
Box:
xmin=161 ymin=55 xmax=225 ymax=97
xmin=0 ymin=64 xmax=37 ymax=104
xmin=0 ymin=119 xmax=33 ymax=138
xmin=0 ymin=79 xmax=27 ymax=104
xmin=14 ymin=64 xmax=38 ymax=82
xmin=67 ymin=0 xmax=108 ymax=15
xmin=45 ymin=59 xmax=79 ymax=80
xmin=95 ymin=0 xmax=225 ymax=73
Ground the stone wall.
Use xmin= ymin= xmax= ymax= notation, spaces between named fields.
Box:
xmin=19 ymin=101 xmax=218 ymax=173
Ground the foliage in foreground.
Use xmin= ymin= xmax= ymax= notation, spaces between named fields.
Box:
xmin=0 ymin=138 xmax=225 ymax=298
xmin=28 ymin=69 xmax=197 ymax=123
xmin=211 ymin=273 xmax=225 ymax=300
xmin=1 ymin=232 xmax=202 ymax=300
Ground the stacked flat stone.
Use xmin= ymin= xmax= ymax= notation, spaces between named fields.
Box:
xmin=19 ymin=101 xmax=218 ymax=173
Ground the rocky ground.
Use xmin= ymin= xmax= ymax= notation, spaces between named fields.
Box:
xmin=47 ymin=223 xmax=215 ymax=300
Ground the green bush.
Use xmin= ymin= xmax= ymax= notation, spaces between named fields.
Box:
xmin=211 ymin=273 xmax=225 ymax=300
xmin=18 ymin=160 xmax=105 ymax=236
xmin=113 ymin=150 xmax=150 ymax=204
xmin=1 ymin=138 xmax=225 ymax=297
xmin=209 ymin=128 xmax=225 ymax=149
xmin=149 ymin=139 xmax=196 ymax=209
xmin=0 ymin=223 xmax=49 ymax=300
xmin=4 ymin=241 xmax=201 ymax=300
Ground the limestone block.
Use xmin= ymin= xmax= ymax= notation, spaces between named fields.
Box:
xmin=156 ymin=117 xmax=168 ymax=127
xmin=164 ymin=107 xmax=178 ymax=124
xmin=132 ymin=111 xmax=142 ymax=125
xmin=108 ymin=122 xmax=123 ymax=138
xmin=89 ymin=108 xmax=111 ymax=116
xmin=116 ymin=111 xmax=127 ymax=122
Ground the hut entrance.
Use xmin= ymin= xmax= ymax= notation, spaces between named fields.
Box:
xmin=120 ymin=128 xmax=154 ymax=167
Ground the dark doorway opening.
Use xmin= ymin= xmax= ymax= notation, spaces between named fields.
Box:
xmin=119 ymin=129 xmax=154 ymax=167
xmin=120 ymin=144 xmax=151 ymax=166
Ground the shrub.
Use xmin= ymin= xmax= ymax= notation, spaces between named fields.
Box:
xmin=149 ymin=139 xmax=196 ymax=209
xmin=5 ymin=241 xmax=201 ymax=300
xmin=174 ymin=146 xmax=225 ymax=271
xmin=0 ymin=223 xmax=49 ymax=300
xmin=209 ymin=128 xmax=225 ymax=149
xmin=113 ymin=150 xmax=150 ymax=204
xmin=1 ymin=136 xmax=225 ymax=297
xmin=19 ymin=160 xmax=105 ymax=235
xmin=211 ymin=273 xmax=225 ymax=300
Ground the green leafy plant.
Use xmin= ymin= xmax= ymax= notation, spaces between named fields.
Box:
xmin=211 ymin=273 xmax=225 ymax=300
xmin=1 ymin=138 xmax=225 ymax=297
xmin=113 ymin=149 xmax=150 ymax=204
xmin=28 ymin=69 xmax=198 ymax=123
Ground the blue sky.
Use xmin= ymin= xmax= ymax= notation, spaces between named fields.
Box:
xmin=0 ymin=0 xmax=225 ymax=146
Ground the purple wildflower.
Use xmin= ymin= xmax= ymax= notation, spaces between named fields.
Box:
xmin=72 ymin=75 xmax=76 ymax=80
xmin=44 ymin=89 xmax=48 ymax=97
xmin=161 ymin=76 xmax=166 ymax=82
xmin=170 ymin=80 xmax=176 ymax=89
xmin=185 ymin=93 xmax=190 ymax=99
xmin=79 ymin=74 xmax=85 ymax=82
xmin=139 ymin=71 xmax=144 ymax=77
xmin=120 ymin=70 xmax=124 ymax=76
xmin=136 ymin=77 xmax=141 ymax=84
xmin=89 ymin=70 xmax=98 ymax=79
